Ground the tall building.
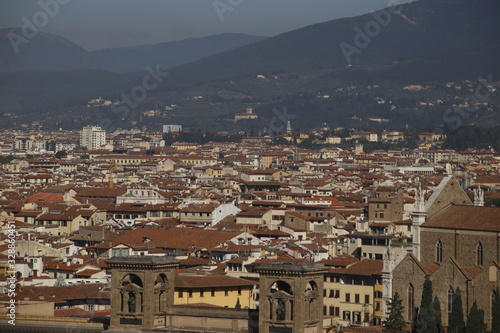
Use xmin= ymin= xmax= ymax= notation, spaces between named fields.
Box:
xmin=80 ymin=126 xmax=106 ymax=150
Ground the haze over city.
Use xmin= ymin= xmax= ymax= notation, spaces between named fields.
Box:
xmin=1 ymin=0 xmax=415 ymax=50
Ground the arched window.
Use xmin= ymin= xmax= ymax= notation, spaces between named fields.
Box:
xmin=408 ymin=284 xmax=414 ymax=320
xmin=448 ymin=287 xmax=454 ymax=313
xmin=436 ymin=240 xmax=443 ymax=263
xmin=477 ymin=243 xmax=484 ymax=266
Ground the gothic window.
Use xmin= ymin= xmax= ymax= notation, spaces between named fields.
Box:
xmin=477 ymin=243 xmax=484 ymax=266
xmin=436 ymin=240 xmax=443 ymax=263
xmin=408 ymin=284 xmax=414 ymax=320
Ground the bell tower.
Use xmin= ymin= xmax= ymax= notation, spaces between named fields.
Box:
xmin=411 ymin=186 xmax=426 ymax=260
xmin=107 ymin=256 xmax=179 ymax=332
xmin=254 ymin=262 xmax=327 ymax=333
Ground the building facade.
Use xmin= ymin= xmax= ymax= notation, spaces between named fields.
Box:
xmin=80 ymin=125 xmax=106 ymax=150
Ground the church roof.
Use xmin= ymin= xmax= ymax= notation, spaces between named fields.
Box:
xmin=423 ymin=204 xmax=500 ymax=232
xmin=407 ymin=253 xmax=439 ymax=276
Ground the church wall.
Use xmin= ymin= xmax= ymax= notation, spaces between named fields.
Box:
xmin=472 ymin=267 xmax=499 ymax=330
xmin=392 ymin=256 xmax=426 ymax=321
xmin=420 ymin=228 xmax=497 ymax=267
xmin=430 ymin=259 xmax=469 ymax=325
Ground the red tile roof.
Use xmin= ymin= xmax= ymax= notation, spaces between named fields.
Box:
xmin=342 ymin=259 xmax=383 ymax=276
xmin=423 ymin=205 xmax=500 ymax=232
xmin=174 ymin=274 xmax=257 ymax=288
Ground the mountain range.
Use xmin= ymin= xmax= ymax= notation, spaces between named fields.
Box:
xmin=0 ymin=30 xmax=266 ymax=73
xmin=0 ymin=0 xmax=499 ymax=131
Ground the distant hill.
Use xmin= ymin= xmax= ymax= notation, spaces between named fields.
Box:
xmin=0 ymin=30 xmax=267 ymax=73
xmin=90 ymin=33 xmax=267 ymax=73
xmin=144 ymin=0 xmax=500 ymax=129
xmin=1 ymin=0 xmax=499 ymax=130
xmin=161 ymin=0 xmax=500 ymax=87
xmin=0 ymin=29 xmax=95 ymax=72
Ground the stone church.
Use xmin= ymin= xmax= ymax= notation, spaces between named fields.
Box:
xmin=390 ymin=176 xmax=500 ymax=329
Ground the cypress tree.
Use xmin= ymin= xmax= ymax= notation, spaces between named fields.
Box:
xmin=448 ymin=287 xmax=465 ymax=333
xmin=411 ymin=306 xmax=419 ymax=333
xmin=421 ymin=277 xmax=433 ymax=309
xmin=492 ymin=288 xmax=500 ymax=333
xmin=433 ymin=296 xmax=443 ymax=333
xmin=466 ymin=301 xmax=485 ymax=333
xmin=383 ymin=292 xmax=406 ymax=332
xmin=414 ymin=277 xmax=437 ymax=333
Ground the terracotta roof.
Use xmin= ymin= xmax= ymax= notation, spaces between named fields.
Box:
xmin=449 ymin=257 xmax=484 ymax=280
xmin=54 ymin=307 xmax=90 ymax=317
xmin=236 ymin=207 xmax=270 ymax=217
xmin=342 ymin=259 xmax=383 ymax=276
xmin=0 ymin=284 xmax=108 ymax=303
xmin=174 ymin=274 xmax=257 ymax=288
xmin=423 ymin=205 xmax=500 ymax=232
xmin=407 ymin=253 xmax=439 ymax=276
xmin=110 ymin=227 xmax=240 ymax=252
xmin=319 ymin=255 xmax=359 ymax=268
xmin=75 ymin=187 xmax=127 ymax=197
xmin=27 ymin=192 xmax=64 ymax=202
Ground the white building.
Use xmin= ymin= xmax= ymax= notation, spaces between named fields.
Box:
xmin=80 ymin=126 xmax=106 ymax=150
xmin=162 ymin=124 xmax=182 ymax=133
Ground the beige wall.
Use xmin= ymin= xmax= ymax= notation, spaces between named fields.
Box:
xmin=174 ymin=286 xmax=254 ymax=309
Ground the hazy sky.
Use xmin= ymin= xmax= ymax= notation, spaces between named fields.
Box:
xmin=1 ymin=0 xmax=416 ymax=51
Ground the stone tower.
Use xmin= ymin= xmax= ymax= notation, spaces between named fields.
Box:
xmin=381 ymin=246 xmax=393 ymax=320
xmin=107 ymin=256 xmax=179 ymax=332
xmin=411 ymin=186 xmax=426 ymax=260
xmin=254 ymin=262 xmax=327 ymax=333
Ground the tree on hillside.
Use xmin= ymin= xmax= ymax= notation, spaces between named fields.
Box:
xmin=383 ymin=292 xmax=406 ymax=332
xmin=492 ymin=288 xmax=500 ymax=333
xmin=448 ymin=287 xmax=465 ymax=333
xmin=466 ymin=301 xmax=486 ymax=333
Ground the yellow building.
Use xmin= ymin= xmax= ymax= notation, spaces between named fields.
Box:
xmin=171 ymin=142 xmax=199 ymax=151
xmin=259 ymin=152 xmax=289 ymax=169
xmin=418 ymin=132 xmax=446 ymax=142
xmin=322 ymin=258 xmax=383 ymax=326
xmin=174 ymin=274 xmax=257 ymax=309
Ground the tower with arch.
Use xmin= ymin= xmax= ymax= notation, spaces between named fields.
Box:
xmin=107 ymin=256 xmax=179 ymax=331
xmin=254 ymin=262 xmax=327 ymax=333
